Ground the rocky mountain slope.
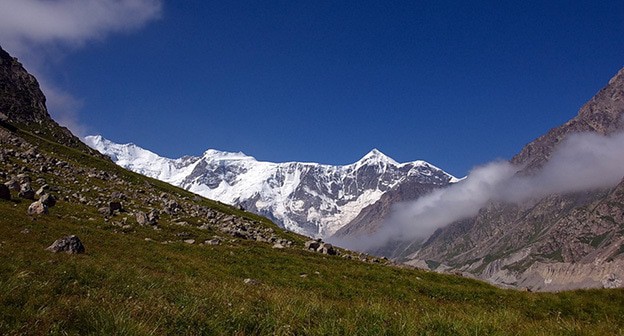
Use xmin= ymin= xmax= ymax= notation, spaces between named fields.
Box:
xmin=85 ymin=135 xmax=458 ymax=238
xmin=404 ymin=68 xmax=624 ymax=291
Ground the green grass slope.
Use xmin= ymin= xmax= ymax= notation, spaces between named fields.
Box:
xmin=1 ymin=128 xmax=624 ymax=335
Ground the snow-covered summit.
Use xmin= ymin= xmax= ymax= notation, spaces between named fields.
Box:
xmin=356 ymin=148 xmax=399 ymax=166
xmin=84 ymin=135 xmax=458 ymax=237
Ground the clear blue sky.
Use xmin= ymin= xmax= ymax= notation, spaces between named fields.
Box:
xmin=4 ymin=1 xmax=624 ymax=176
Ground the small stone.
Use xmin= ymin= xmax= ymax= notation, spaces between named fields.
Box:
xmin=4 ymin=179 xmax=19 ymax=191
xmin=35 ymin=184 xmax=49 ymax=197
xmin=135 ymin=211 xmax=148 ymax=225
xmin=16 ymin=174 xmax=30 ymax=184
xmin=109 ymin=201 xmax=123 ymax=212
xmin=272 ymin=243 xmax=285 ymax=249
xmin=184 ymin=239 xmax=195 ymax=244
xmin=18 ymin=183 xmax=35 ymax=200
xmin=46 ymin=235 xmax=85 ymax=254
xmin=27 ymin=201 xmax=48 ymax=215
xmin=98 ymin=207 xmax=112 ymax=217
xmin=304 ymin=240 xmax=321 ymax=251
xmin=204 ymin=238 xmax=221 ymax=245
xmin=39 ymin=193 xmax=56 ymax=207
xmin=243 ymin=278 xmax=260 ymax=285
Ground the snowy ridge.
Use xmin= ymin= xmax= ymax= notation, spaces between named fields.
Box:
xmin=84 ymin=135 xmax=458 ymax=237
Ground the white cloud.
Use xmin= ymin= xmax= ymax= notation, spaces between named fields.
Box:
xmin=0 ymin=0 xmax=162 ymax=51
xmin=0 ymin=0 xmax=162 ymax=135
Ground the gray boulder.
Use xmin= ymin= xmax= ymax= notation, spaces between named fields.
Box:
xmin=204 ymin=238 xmax=221 ymax=245
xmin=46 ymin=235 xmax=85 ymax=254
xmin=39 ymin=193 xmax=56 ymax=207
xmin=18 ymin=183 xmax=35 ymax=200
xmin=304 ymin=240 xmax=321 ymax=251
xmin=109 ymin=201 xmax=123 ymax=212
xmin=35 ymin=184 xmax=49 ymax=198
xmin=98 ymin=206 xmax=112 ymax=217
xmin=4 ymin=179 xmax=19 ymax=191
xmin=27 ymin=201 xmax=48 ymax=215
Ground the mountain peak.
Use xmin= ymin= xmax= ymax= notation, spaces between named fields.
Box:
xmin=202 ymin=149 xmax=254 ymax=160
xmin=358 ymin=148 xmax=398 ymax=165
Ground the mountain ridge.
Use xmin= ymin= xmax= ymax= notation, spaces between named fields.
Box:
xmin=85 ymin=134 xmax=458 ymax=237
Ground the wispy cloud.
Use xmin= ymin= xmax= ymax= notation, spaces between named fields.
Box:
xmin=337 ymin=132 xmax=624 ymax=252
xmin=0 ymin=0 xmax=163 ymax=136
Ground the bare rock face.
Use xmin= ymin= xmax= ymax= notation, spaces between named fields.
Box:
xmin=46 ymin=235 xmax=85 ymax=254
xmin=0 ymin=45 xmax=108 ymax=156
xmin=0 ymin=47 xmax=50 ymax=125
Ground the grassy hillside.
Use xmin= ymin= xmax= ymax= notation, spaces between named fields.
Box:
xmin=1 ymin=128 xmax=624 ymax=335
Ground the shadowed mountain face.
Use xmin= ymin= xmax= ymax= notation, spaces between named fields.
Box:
xmin=401 ymin=68 xmax=624 ymax=291
xmin=0 ymin=47 xmax=49 ymax=125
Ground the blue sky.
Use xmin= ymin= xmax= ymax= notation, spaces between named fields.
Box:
xmin=1 ymin=1 xmax=623 ymax=177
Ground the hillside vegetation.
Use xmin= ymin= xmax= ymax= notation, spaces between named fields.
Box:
xmin=0 ymin=127 xmax=623 ymax=335
xmin=1 ymin=45 xmax=624 ymax=335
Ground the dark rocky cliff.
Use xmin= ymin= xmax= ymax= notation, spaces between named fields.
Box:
xmin=0 ymin=45 xmax=100 ymax=155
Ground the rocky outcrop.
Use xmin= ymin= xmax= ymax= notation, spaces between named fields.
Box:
xmin=0 ymin=45 xmax=107 ymax=156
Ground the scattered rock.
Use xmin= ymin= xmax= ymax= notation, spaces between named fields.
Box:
xmin=4 ymin=179 xmax=19 ymax=191
xmin=184 ymin=239 xmax=195 ymax=244
xmin=35 ymin=184 xmax=49 ymax=198
xmin=18 ymin=183 xmax=35 ymax=199
xmin=602 ymin=274 xmax=622 ymax=289
xmin=27 ymin=201 xmax=48 ymax=215
xmin=98 ymin=206 xmax=112 ymax=217
xmin=204 ymin=238 xmax=221 ymax=245
xmin=305 ymin=240 xmax=321 ymax=251
xmin=243 ymin=278 xmax=261 ymax=285
xmin=319 ymin=243 xmax=337 ymax=255
xmin=147 ymin=209 xmax=159 ymax=225
xmin=272 ymin=243 xmax=285 ymax=249
xmin=109 ymin=201 xmax=123 ymax=212
xmin=46 ymin=235 xmax=85 ymax=254
xmin=135 ymin=211 xmax=148 ymax=225
xmin=39 ymin=193 xmax=56 ymax=207
xmin=163 ymin=199 xmax=181 ymax=215
xmin=16 ymin=174 xmax=30 ymax=184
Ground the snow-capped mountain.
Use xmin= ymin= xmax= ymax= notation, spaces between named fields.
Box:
xmin=84 ymin=135 xmax=458 ymax=237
